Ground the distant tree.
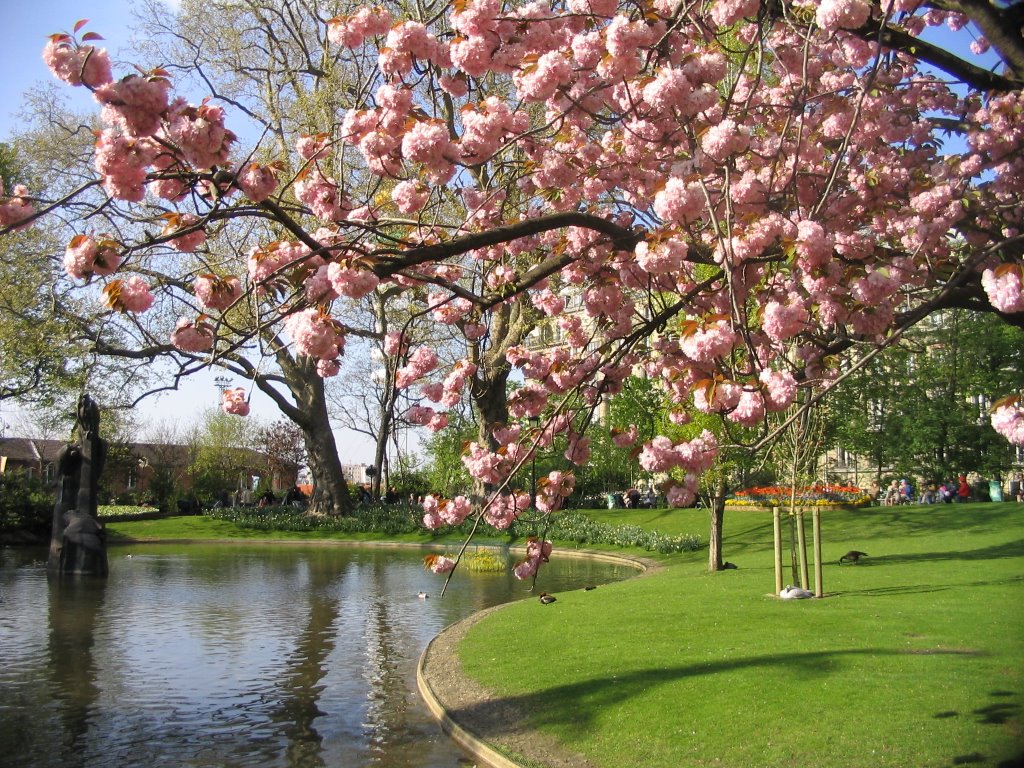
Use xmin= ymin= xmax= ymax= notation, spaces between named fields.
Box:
xmin=831 ymin=311 xmax=1024 ymax=482
xmin=258 ymin=418 xmax=307 ymax=488
xmin=189 ymin=409 xmax=259 ymax=503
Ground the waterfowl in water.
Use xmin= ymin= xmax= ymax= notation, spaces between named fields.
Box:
xmin=417 ymin=591 xmax=429 ymax=599
xmin=539 ymin=592 xmax=557 ymax=604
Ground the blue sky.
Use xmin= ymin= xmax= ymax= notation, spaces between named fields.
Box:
xmin=1 ymin=0 xmax=181 ymax=138
xmin=0 ymin=1 xmax=344 ymax=453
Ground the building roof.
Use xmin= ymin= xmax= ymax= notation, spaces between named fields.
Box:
xmin=0 ymin=437 xmax=67 ymax=464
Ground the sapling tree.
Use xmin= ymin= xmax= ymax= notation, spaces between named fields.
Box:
xmin=2 ymin=0 xmax=1023 ymax=580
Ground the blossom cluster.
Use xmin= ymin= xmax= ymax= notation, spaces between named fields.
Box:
xmin=991 ymin=400 xmax=1024 ymax=446
xmin=727 ymin=484 xmax=874 ymax=508
xmin=513 ymin=537 xmax=553 ymax=581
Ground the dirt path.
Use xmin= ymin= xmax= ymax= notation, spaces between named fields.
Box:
xmin=417 ymin=603 xmax=599 ymax=768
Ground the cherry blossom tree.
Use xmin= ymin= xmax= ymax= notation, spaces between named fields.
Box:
xmin=5 ymin=0 xmax=1024 ymax=572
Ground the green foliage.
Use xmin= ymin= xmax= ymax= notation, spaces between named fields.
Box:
xmin=421 ymin=411 xmax=475 ymax=496
xmin=97 ymin=505 xmax=159 ymax=518
xmin=829 ymin=310 xmax=1024 ymax=481
xmin=189 ymin=408 xmax=260 ymax=504
xmin=461 ymin=549 xmax=507 ymax=572
xmin=0 ymin=470 xmax=51 ymax=532
xmin=513 ymin=511 xmax=702 ymax=553
xmin=203 ymin=504 xmax=702 ymax=554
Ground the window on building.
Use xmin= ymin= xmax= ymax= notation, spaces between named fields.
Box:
xmin=837 ymin=448 xmax=855 ymax=468
xmin=867 ymin=400 xmax=884 ymax=432
xmin=127 ymin=465 xmax=137 ymax=489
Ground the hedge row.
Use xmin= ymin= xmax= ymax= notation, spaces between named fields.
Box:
xmin=204 ymin=505 xmax=702 ymax=554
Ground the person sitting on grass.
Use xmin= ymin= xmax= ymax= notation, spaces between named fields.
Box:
xmin=899 ymin=479 xmax=913 ymax=504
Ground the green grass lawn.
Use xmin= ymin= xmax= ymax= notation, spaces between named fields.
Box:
xmin=458 ymin=502 xmax=1024 ymax=768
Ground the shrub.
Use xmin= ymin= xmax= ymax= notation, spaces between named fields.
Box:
xmin=0 ymin=471 xmax=52 ymax=533
xmin=204 ymin=505 xmax=702 ymax=554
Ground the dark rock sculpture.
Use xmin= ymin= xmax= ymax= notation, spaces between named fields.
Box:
xmin=47 ymin=394 xmax=108 ymax=576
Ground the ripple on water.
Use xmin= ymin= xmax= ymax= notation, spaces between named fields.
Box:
xmin=0 ymin=543 xmax=634 ymax=768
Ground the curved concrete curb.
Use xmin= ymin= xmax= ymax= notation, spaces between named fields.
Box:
xmin=416 ymin=549 xmax=657 ymax=768
xmin=417 ymin=605 xmax=527 ymax=768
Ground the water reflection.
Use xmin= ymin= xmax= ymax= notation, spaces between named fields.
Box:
xmin=0 ymin=544 xmax=634 ymax=768
xmin=47 ymin=574 xmax=106 ymax=768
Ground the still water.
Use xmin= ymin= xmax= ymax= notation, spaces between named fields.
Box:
xmin=0 ymin=543 xmax=634 ymax=768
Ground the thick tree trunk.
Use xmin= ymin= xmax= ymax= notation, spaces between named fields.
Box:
xmin=304 ymin=422 xmax=350 ymax=515
xmin=470 ymin=367 xmax=511 ymax=501
xmin=707 ymin=477 xmax=726 ymax=572
xmin=285 ymin=367 xmax=351 ymax=516
xmin=371 ymin=420 xmax=389 ymax=500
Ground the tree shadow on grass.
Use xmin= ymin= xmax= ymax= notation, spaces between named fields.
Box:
xmin=837 ymin=573 xmax=1024 ymax=598
xmin=828 ymin=505 xmax=1023 ymax=540
xmin=853 ymin=540 xmax=1024 ymax=566
xmin=447 ymin=647 xmax=982 ymax=742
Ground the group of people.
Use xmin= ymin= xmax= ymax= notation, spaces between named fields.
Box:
xmin=606 ymin=487 xmax=659 ymax=509
xmin=882 ymin=476 xmax=971 ymax=506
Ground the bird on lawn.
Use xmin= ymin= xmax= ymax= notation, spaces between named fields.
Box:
xmin=779 ymin=585 xmax=814 ymax=600
xmin=839 ymin=550 xmax=868 ymax=565
xmin=539 ymin=592 xmax=557 ymax=604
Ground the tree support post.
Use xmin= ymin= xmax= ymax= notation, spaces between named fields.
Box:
xmin=772 ymin=506 xmax=783 ymax=595
xmin=812 ymin=508 xmax=823 ymax=598
xmin=797 ymin=510 xmax=810 ymax=589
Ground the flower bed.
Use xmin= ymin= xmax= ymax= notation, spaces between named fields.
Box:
xmin=726 ymin=484 xmax=873 ymax=508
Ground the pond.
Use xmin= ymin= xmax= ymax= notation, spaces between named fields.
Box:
xmin=0 ymin=543 xmax=636 ymax=768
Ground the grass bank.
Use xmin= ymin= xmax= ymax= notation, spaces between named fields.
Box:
xmin=457 ymin=502 xmax=1024 ymax=768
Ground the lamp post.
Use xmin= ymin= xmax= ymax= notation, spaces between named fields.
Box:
xmin=213 ymin=375 xmax=233 ymax=405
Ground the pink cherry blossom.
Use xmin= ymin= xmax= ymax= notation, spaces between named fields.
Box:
xmin=815 ymin=0 xmax=871 ymax=32
xmin=612 ymin=424 xmax=638 ymax=447
xmin=42 ymin=37 xmax=112 ymax=88
xmin=384 ymin=331 xmax=408 ymax=357
xmin=222 ymin=387 xmax=251 ymax=416
xmin=284 ymin=308 xmax=344 ymax=359
xmin=424 ymin=553 xmax=457 ymax=573
xmin=170 ymin=317 xmax=215 ymax=353
xmin=653 ymin=178 xmax=705 ymax=224
xmin=93 ymin=130 xmax=158 ymax=202
xmin=392 ymin=180 xmax=430 ymax=214
xmin=0 ymin=183 xmax=35 ymax=231
xmin=760 ymin=369 xmax=798 ymax=411
xmin=327 ymin=262 xmax=380 ymax=299
xmin=94 ymin=75 xmax=171 ymax=138
xmin=981 ymin=265 xmax=1024 ymax=313
xmin=317 ymin=358 xmax=341 ymax=378
xmin=237 ymin=163 xmax=279 ymax=202
xmin=991 ymin=402 xmax=1024 ymax=445
xmin=193 ymin=275 xmax=242 ymax=311
xmin=63 ymin=234 xmax=121 ymax=280
xmin=163 ymin=214 xmax=207 ymax=253
xmin=103 ymin=276 xmax=154 ymax=313
xmin=166 ymin=102 xmax=235 ymax=169
xmin=296 ymin=133 xmax=331 ymax=160
xmin=396 ymin=347 xmax=440 ymax=388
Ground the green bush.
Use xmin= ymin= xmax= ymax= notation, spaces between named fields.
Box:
xmin=0 ymin=471 xmax=52 ymax=533
xmin=204 ymin=505 xmax=702 ymax=554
